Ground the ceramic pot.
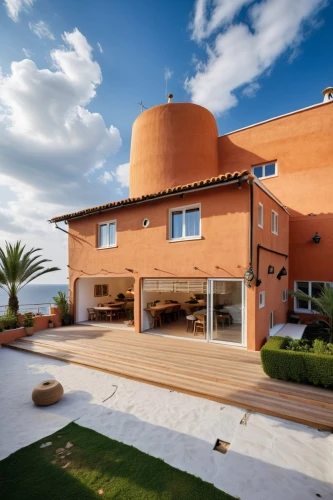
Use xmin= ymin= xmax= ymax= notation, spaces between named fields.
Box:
xmin=32 ymin=380 xmax=64 ymax=406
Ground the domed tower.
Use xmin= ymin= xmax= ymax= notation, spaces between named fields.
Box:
xmin=129 ymin=97 xmax=219 ymax=198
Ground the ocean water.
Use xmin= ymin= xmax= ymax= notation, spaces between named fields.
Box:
xmin=0 ymin=284 xmax=68 ymax=314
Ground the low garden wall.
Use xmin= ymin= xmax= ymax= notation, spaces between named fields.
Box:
xmin=0 ymin=307 xmax=62 ymax=346
xmin=0 ymin=327 xmax=26 ymax=345
xmin=261 ymin=336 xmax=333 ymax=388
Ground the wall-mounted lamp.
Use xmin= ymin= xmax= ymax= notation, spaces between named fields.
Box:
xmin=255 ymin=278 xmax=262 ymax=287
xmin=244 ymin=266 xmax=254 ymax=287
xmin=268 ymin=265 xmax=275 ymax=274
xmin=312 ymin=232 xmax=321 ymax=244
xmin=125 ymin=268 xmax=134 ymax=273
xmin=277 ymin=266 xmax=287 ymax=280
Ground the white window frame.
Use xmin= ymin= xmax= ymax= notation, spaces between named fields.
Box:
xmin=251 ymin=162 xmax=277 ymax=180
xmin=169 ymin=203 xmax=201 ymax=242
xmin=258 ymin=202 xmax=264 ymax=229
xmin=282 ymin=289 xmax=288 ymax=302
xmin=271 ymin=210 xmax=278 ymax=235
xmin=269 ymin=311 xmax=274 ymax=329
xmin=259 ymin=291 xmax=265 ymax=309
xmin=97 ymin=220 xmax=117 ymax=249
xmin=294 ymin=281 xmax=333 ymax=313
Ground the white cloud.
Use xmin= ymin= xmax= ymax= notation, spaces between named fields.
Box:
xmin=4 ymin=0 xmax=35 ymax=22
xmin=186 ymin=0 xmax=328 ymax=115
xmin=114 ymin=163 xmax=130 ymax=188
xmin=97 ymin=42 xmax=103 ymax=54
xmin=99 ymin=171 xmax=114 ymax=184
xmin=242 ymin=82 xmax=260 ymax=98
xmin=29 ymin=20 xmax=55 ymax=40
xmin=0 ymin=28 xmax=123 ymax=282
xmin=22 ymin=47 xmax=33 ymax=58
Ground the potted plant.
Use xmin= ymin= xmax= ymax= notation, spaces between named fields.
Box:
xmin=23 ymin=312 xmax=34 ymax=336
xmin=52 ymin=291 xmax=71 ymax=326
xmin=48 ymin=319 xmax=54 ymax=328
xmin=116 ymin=293 xmax=125 ymax=302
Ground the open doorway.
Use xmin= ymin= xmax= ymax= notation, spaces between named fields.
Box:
xmin=75 ymin=276 xmax=135 ymax=331
xmin=141 ymin=279 xmax=207 ymax=340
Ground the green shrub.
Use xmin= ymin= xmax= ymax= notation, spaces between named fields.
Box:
xmin=0 ymin=309 xmax=18 ymax=330
xmin=23 ymin=312 xmax=34 ymax=328
xmin=0 ymin=325 xmax=3 ymax=332
xmin=261 ymin=336 xmax=333 ymax=388
xmin=283 ymin=337 xmax=333 ymax=355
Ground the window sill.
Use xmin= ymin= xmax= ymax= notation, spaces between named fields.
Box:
xmin=294 ymin=309 xmax=319 ymax=314
xmin=258 ymin=224 xmax=263 ymax=229
xmin=257 ymin=174 xmax=278 ymax=181
xmin=97 ymin=245 xmax=118 ymax=250
xmin=271 ymin=231 xmax=278 ymax=236
xmin=168 ymin=236 xmax=202 ymax=243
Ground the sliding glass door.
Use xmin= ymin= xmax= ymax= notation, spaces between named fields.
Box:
xmin=207 ymin=279 xmax=246 ymax=346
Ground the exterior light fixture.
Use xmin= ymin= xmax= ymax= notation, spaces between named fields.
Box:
xmin=312 ymin=232 xmax=321 ymax=244
xmin=268 ymin=265 xmax=275 ymax=274
xmin=277 ymin=266 xmax=287 ymax=280
xmin=244 ymin=267 xmax=254 ymax=287
xmin=255 ymin=278 xmax=262 ymax=287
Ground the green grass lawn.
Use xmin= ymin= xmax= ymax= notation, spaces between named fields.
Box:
xmin=0 ymin=422 xmax=235 ymax=500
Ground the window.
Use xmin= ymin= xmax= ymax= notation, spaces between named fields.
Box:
xmin=294 ymin=281 xmax=333 ymax=312
xmin=270 ymin=311 xmax=274 ymax=329
xmin=282 ymin=290 xmax=288 ymax=302
xmin=252 ymin=162 xmax=277 ymax=179
xmin=259 ymin=291 xmax=265 ymax=309
xmin=258 ymin=203 xmax=263 ymax=228
xmin=169 ymin=204 xmax=201 ymax=241
xmin=271 ymin=210 xmax=278 ymax=235
xmin=98 ymin=220 xmax=116 ymax=248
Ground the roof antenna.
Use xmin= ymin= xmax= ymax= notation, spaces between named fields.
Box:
xmin=138 ymin=101 xmax=147 ymax=113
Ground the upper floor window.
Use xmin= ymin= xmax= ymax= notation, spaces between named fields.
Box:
xmin=271 ymin=210 xmax=278 ymax=235
xmin=294 ymin=281 xmax=333 ymax=312
xmin=252 ymin=162 xmax=277 ymax=179
xmin=258 ymin=203 xmax=263 ymax=228
xmin=259 ymin=291 xmax=265 ymax=309
xmin=169 ymin=204 xmax=201 ymax=241
xmin=98 ymin=220 xmax=117 ymax=248
xmin=282 ymin=289 xmax=288 ymax=302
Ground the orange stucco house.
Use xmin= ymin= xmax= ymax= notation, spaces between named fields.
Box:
xmin=51 ymin=89 xmax=333 ymax=351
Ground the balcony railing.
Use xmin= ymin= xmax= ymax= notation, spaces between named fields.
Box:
xmin=0 ymin=303 xmax=55 ymax=316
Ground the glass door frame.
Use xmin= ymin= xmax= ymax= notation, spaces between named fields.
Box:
xmin=206 ymin=278 xmax=246 ymax=347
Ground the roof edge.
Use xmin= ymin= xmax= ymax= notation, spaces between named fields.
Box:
xmin=219 ymin=100 xmax=333 ymax=138
xmin=49 ymin=171 xmax=249 ymax=223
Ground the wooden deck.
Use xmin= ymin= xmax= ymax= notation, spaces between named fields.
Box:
xmin=6 ymin=325 xmax=333 ymax=431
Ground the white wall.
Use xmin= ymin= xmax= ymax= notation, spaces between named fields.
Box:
xmin=76 ymin=277 xmax=134 ymax=322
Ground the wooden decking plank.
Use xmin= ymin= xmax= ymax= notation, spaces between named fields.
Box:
xmin=7 ymin=340 xmax=333 ymax=430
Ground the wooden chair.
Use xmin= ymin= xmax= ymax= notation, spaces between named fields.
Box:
xmin=194 ymin=314 xmax=205 ymax=336
xmin=87 ymin=308 xmax=96 ymax=321
xmin=149 ymin=310 xmax=162 ymax=328
xmin=186 ymin=315 xmax=198 ymax=333
xmin=161 ymin=306 xmax=174 ymax=323
xmin=171 ymin=304 xmax=181 ymax=321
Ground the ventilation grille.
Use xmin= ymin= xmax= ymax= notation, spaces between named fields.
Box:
xmin=142 ymin=279 xmax=207 ymax=293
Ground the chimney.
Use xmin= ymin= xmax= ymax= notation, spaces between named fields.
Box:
xmin=167 ymin=93 xmax=173 ymax=103
xmin=322 ymin=87 xmax=333 ymax=103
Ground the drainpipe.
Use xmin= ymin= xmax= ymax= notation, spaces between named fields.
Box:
xmin=248 ymin=176 xmax=255 ymax=269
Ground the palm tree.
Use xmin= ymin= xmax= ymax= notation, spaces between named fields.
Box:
xmin=0 ymin=241 xmax=60 ymax=316
xmin=289 ymin=285 xmax=333 ymax=343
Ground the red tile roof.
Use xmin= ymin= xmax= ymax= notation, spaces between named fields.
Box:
xmin=50 ymin=170 xmax=249 ymax=223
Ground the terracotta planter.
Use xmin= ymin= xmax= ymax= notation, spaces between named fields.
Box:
xmin=32 ymin=380 xmax=64 ymax=406
xmin=25 ymin=327 xmax=34 ymax=336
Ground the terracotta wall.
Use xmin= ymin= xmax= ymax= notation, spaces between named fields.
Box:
xmin=250 ymin=183 xmax=289 ymax=350
xmin=68 ymin=183 xmax=251 ymax=335
xmin=218 ymin=101 xmax=333 ymax=216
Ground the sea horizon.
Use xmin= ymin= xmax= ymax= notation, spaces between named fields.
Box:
xmin=0 ymin=284 xmax=68 ymax=313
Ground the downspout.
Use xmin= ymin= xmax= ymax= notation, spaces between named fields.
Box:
xmin=248 ymin=176 xmax=255 ymax=269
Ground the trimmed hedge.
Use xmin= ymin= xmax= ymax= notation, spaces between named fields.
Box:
xmin=261 ymin=336 xmax=333 ymax=388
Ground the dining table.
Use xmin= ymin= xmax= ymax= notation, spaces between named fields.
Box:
xmin=93 ymin=304 xmax=124 ymax=321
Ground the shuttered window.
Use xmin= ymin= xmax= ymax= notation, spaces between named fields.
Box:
xmin=142 ymin=279 xmax=207 ymax=293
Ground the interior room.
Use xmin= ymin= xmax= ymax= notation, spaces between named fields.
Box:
xmin=75 ymin=276 xmax=135 ymax=330
xmin=141 ymin=279 xmax=243 ymax=343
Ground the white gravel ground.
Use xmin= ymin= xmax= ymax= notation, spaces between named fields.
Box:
xmin=0 ymin=348 xmax=332 ymax=500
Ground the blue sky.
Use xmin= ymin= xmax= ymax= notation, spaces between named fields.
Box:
xmin=0 ymin=0 xmax=332 ymax=282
